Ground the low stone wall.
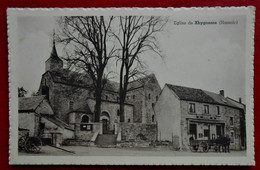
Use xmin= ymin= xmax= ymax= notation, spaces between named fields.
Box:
xmin=75 ymin=123 xmax=101 ymax=141
xmin=119 ymin=123 xmax=157 ymax=147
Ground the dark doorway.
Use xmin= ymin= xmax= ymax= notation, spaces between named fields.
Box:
xmin=102 ymin=119 xmax=109 ymax=134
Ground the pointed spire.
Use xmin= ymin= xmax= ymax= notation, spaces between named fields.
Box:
xmin=50 ymin=30 xmax=60 ymax=60
xmin=45 ymin=30 xmax=63 ymax=71
xmin=53 ymin=30 xmax=56 ymax=46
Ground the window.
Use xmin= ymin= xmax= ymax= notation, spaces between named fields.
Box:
xmin=133 ymin=95 xmax=135 ymax=99
xmin=93 ymin=93 xmax=96 ymax=98
xmin=152 ymin=103 xmax=155 ymax=108
xmin=217 ymin=106 xmax=220 ymax=115
xmin=117 ymin=109 xmax=120 ymax=116
xmin=203 ymin=105 xmax=209 ymax=114
xmin=69 ymin=101 xmax=74 ymax=110
xmin=189 ymin=103 xmax=195 ymax=113
xmin=156 ymin=96 xmax=158 ymax=101
xmin=128 ymin=118 xmax=131 ymax=122
xmin=105 ymin=95 xmax=108 ymax=100
xmin=81 ymin=115 xmax=89 ymax=123
xmin=230 ymin=117 xmax=234 ymax=126
xmin=148 ymin=93 xmax=151 ymax=100
xmin=230 ymin=131 xmax=234 ymax=143
xmin=204 ymin=129 xmax=209 ymax=139
xmin=152 ymin=115 xmax=155 ymax=122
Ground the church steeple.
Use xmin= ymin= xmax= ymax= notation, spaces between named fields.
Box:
xmin=45 ymin=32 xmax=63 ymax=72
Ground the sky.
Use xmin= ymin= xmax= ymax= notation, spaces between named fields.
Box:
xmin=16 ymin=14 xmax=246 ymax=102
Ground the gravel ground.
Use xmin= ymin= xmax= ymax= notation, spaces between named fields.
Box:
xmin=19 ymin=145 xmax=247 ymax=157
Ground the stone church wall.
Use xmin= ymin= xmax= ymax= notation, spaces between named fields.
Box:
xmin=120 ymin=123 xmax=157 ymax=143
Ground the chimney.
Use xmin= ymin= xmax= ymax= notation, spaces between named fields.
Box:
xmin=239 ymin=98 xmax=242 ymax=103
xmin=219 ymin=90 xmax=224 ymax=97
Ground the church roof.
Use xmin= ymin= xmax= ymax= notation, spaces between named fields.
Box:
xmin=47 ymin=69 xmax=93 ymax=88
xmin=166 ymin=84 xmax=240 ymax=109
xmin=46 ymin=69 xmax=157 ymax=93
xmin=72 ymin=100 xmax=93 ymax=113
xmin=19 ymin=95 xmax=46 ymax=112
xmin=127 ymin=74 xmax=158 ymax=91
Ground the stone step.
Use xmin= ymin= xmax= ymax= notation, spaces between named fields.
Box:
xmin=96 ymin=134 xmax=117 ymax=147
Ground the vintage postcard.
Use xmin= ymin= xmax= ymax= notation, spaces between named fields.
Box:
xmin=7 ymin=7 xmax=255 ymax=165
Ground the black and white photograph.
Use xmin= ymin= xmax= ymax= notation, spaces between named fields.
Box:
xmin=8 ymin=7 xmax=255 ymax=165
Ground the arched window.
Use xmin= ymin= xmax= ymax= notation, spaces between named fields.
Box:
xmin=81 ymin=115 xmax=89 ymax=123
xmin=148 ymin=93 xmax=151 ymax=100
xmin=152 ymin=115 xmax=155 ymax=122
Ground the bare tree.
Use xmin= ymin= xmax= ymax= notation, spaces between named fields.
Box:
xmin=113 ymin=16 xmax=167 ymax=122
xmin=57 ymin=16 xmax=117 ymax=122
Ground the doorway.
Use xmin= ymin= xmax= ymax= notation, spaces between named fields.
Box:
xmin=101 ymin=112 xmax=110 ymax=134
xmin=216 ymin=124 xmax=224 ymax=138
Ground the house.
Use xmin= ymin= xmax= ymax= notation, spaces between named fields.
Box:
xmin=19 ymin=95 xmax=53 ymax=137
xmin=32 ymin=40 xmax=161 ymax=146
xmin=154 ymin=84 xmax=246 ymax=150
xmin=19 ymin=95 xmax=74 ymax=146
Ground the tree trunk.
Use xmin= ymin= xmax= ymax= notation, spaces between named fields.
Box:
xmin=119 ymin=70 xmax=129 ymax=122
xmin=94 ymin=77 xmax=102 ymax=122
xmin=119 ymin=91 xmax=126 ymax=122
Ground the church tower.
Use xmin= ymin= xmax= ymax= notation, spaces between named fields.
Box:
xmin=45 ymin=34 xmax=63 ymax=71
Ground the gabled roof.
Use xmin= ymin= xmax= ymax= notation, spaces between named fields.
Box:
xmin=166 ymin=84 xmax=217 ymax=104
xmin=203 ymin=90 xmax=238 ymax=108
xmin=226 ymin=97 xmax=246 ymax=110
xmin=166 ymin=84 xmax=242 ymax=109
xmin=19 ymin=95 xmax=46 ymax=112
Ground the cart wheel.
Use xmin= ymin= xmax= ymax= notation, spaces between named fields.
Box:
xmin=190 ymin=144 xmax=199 ymax=152
xmin=18 ymin=136 xmax=26 ymax=151
xmin=201 ymin=141 xmax=209 ymax=153
xmin=25 ymin=137 xmax=42 ymax=153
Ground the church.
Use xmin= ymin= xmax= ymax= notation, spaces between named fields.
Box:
xmin=19 ymin=40 xmax=161 ymax=147
xmin=18 ymin=39 xmax=246 ymax=150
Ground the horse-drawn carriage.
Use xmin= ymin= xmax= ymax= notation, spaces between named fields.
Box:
xmin=189 ymin=136 xmax=230 ymax=153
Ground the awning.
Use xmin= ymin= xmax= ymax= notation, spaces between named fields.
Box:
xmin=187 ymin=118 xmax=225 ymax=124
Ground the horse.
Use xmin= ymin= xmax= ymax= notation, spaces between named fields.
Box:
xmin=214 ymin=135 xmax=230 ymax=153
